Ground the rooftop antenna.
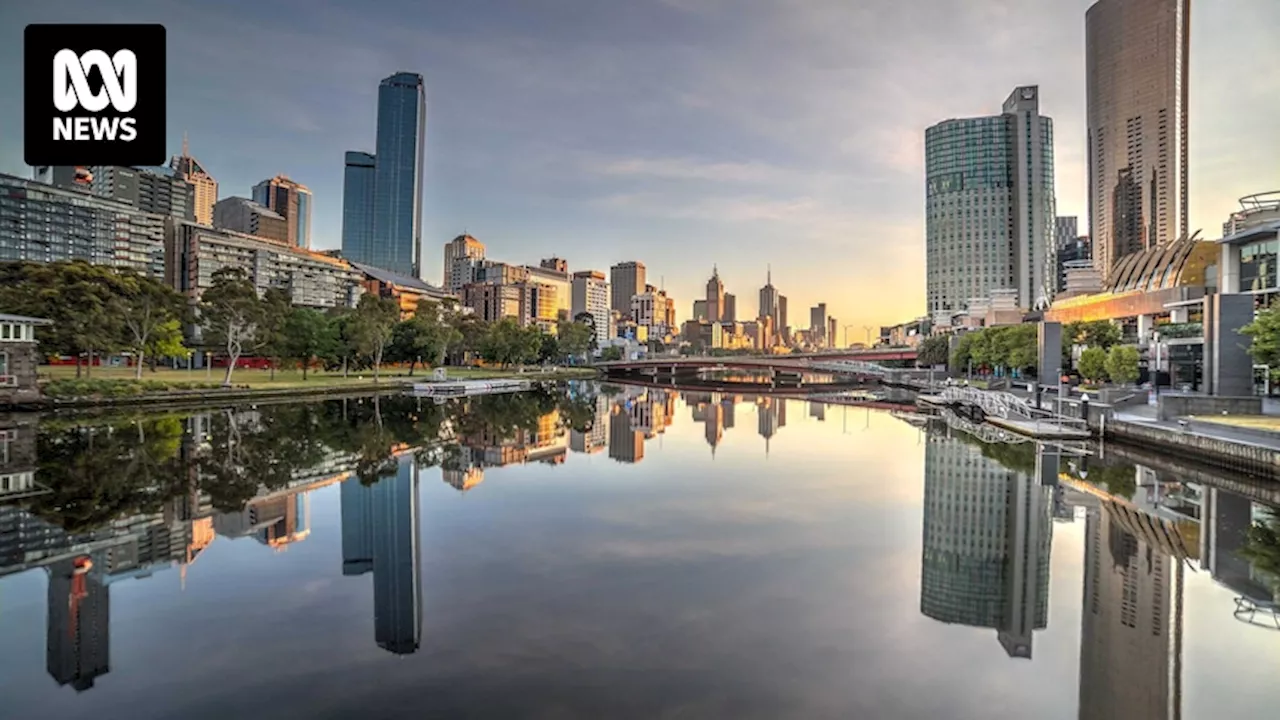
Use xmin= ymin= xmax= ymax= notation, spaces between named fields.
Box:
xmin=767 ymin=263 xmax=772 ymax=285
xmin=182 ymin=131 xmax=189 ymax=157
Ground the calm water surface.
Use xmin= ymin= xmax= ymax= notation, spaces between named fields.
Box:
xmin=1 ymin=384 xmax=1278 ymax=719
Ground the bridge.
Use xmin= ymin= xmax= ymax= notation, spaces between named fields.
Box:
xmin=597 ymin=353 xmax=932 ymax=387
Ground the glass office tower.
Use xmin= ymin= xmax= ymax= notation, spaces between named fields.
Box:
xmin=341 ymin=151 xmax=377 ymax=266
xmin=372 ymin=72 xmax=426 ymax=278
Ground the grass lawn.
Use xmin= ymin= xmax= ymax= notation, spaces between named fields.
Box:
xmin=1189 ymin=414 xmax=1280 ymax=432
xmin=38 ymin=364 xmax=597 ymax=390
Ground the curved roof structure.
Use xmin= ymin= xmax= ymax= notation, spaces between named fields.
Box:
xmin=1105 ymin=239 xmax=1217 ymax=294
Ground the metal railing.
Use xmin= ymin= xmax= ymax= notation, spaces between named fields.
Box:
xmin=804 ymin=360 xmax=889 ymax=378
xmin=939 ymin=385 xmax=1089 ymax=429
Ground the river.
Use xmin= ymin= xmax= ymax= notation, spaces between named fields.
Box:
xmin=0 ymin=383 xmax=1277 ymax=719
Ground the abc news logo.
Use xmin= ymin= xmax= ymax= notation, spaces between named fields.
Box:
xmin=24 ymin=24 xmax=166 ymax=167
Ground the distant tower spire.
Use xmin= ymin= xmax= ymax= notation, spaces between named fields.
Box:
xmin=767 ymin=263 xmax=772 ymax=285
xmin=182 ymin=131 xmax=189 ymax=157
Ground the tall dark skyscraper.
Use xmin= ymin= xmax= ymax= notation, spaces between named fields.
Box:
xmin=342 ymin=72 xmax=426 ymax=278
xmin=339 ymin=456 xmax=423 ymax=655
xmin=1086 ymin=0 xmax=1190 ymax=277
xmin=46 ymin=557 xmax=110 ymax=692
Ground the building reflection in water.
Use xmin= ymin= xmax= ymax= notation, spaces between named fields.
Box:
xmin=340 ymin=454 xmax=423 ymax=655
xmin=918 ymin=430 xmax=1052 ymax=659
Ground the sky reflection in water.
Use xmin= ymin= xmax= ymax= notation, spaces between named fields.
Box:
xmin=1 ymin=383 xmax=1278 ymax=719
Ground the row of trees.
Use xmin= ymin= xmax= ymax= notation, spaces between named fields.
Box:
xmin=0 ymin=261 xmax=601 ymax=388
xmin=0 ymin=261 xmax=189 ymax=379
xmin=947 ymin=319 xmax=1135 ymax=382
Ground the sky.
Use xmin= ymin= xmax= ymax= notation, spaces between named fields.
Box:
xmin=2 ymin=0 xmax=1278 ymax=338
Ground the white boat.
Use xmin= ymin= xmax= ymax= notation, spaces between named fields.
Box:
xmin=411 ymin=378 xmax=532 ymax=398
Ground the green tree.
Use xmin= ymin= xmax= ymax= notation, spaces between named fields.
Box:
xmin=118 ymin=273 xmax=187 ymax=379
xmin=351 ymin=294 xmax=399 ymax=381
xmin=283 ymin=307 xmax=336 ymax=379
xmin=917 ymin=335 xmax=950 ymax=367
xmin=200 ymin=267 xmax=264 ymax=387
xmin=600 ymin=345 xmax=624 ymax=362
xmin=324 ymin=308 xmax=359 ymax=377
xmin=1241 ymin=305 xmax=1280 ymax=368
xmin=572 ymin=311 xmax=599 ymax=354
xmin=1105 ymin=345 xmax=1141 ymax=385
xmin=390 ymin=304 xmax=460 ymax=375
xmin=146 ymin=318 xmax=190 ymax=370
xmin=1239 ymin=510 xmax=1280 ymax=601
xmin=1077 ymin=346 xmax=1109 ymax=382
xmin=258 ymin=287 xmax=293 ymax=380
xmin=557 ymin=319 xmax=594 ymax=361
xmin=1064 ymin=320 xmax=1121 ymax=355
xmin=537 ymin=333 xmax=560 ymax=364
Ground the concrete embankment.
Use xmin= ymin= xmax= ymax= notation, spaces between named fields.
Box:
xmin=1103 ymin=418 xmax=1280 ymax=478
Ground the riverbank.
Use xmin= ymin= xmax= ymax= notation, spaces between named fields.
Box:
xmin=11 ymin=365 xmax=599 ymax=411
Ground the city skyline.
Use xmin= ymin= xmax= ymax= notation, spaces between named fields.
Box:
xmin=2 ymin=0 xmax=1279 ymax=332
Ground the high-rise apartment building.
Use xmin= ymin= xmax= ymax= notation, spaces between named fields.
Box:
xmin=631 ymin=288 xmax=674 ymax=337
xmin=759 ymin=268 xmax=779 ymax=329
xmin=32 ymin=165 xmax=93 ymax=189
xmin=165 ymin=221 xmax=365 ymax=309
xmin=827 ymin=317 xmax=838 ymax=348
xmin=692 ymin=300 xmax=708 ymax=322
xmin=443 ymin=234 xmax=485 ymax=293
xmin=373 ymin=73 xmax=427 ymax=278
xmin=777 ymin=295 xmax=788 ymax=342
xmin=0 ymin=173 xmax=166 ymax=278
xmin=525 ymin=264 xmax=571 ymax=321
xmin=169 ymin=138 xmax=217 ymax=225
xmin=722 ymin=293 xmax=736 ymax=323
xmin=926 ymin=86 xmax=1056 ymax=316
xmin=572 ymin=270 xmax=611 ymax=347
xmin=540 ymin=257 xmax=568 ymax=273
xmin=610 ymin=261 xmax=646 ymax=319
xmin=106 ymin=167 xmax=193 ymax=220
xmin=1086 ymin=0 xmax=1190 ymax=277
xmin=252 ymin=175 xmax=312 ymax=249
xmin=212 ymin=197 xmax=289 ymax=243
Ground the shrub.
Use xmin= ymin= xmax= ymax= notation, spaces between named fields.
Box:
xmin=42 ymin=378 xmax=224 ymax=399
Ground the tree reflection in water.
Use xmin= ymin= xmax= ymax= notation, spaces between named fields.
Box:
xmin=26 ymin=386 xmax=591 ymax=530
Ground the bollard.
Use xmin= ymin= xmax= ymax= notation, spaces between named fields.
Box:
xmin=1080 ymin=393 xmax=1090 ymax=423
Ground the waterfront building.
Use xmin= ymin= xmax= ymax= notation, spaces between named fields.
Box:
xmin=341 ymin=151 xmax=376 ymax=266
xmin=372 ymin=72 xmax=427 ymax=278
xmin=211 ymin=197 xmax=289 ymax=243
xmin=169 ymin=138 xmax=217 ymax=225
xmin=165 ymin=220 xmax=364 ymax=309
xmin=0 ymin=314 xmax=51 ymax=408
xmin=0 ymin=173 xmax=166 ymax=278
xmin=443 ymin=235 xmax=485 ymax=293
xmin=252 ymin=175 xmax=312 ymax=249
xmin=926 ymin=86 xmax=1056 ymax=316
xmin=827 ymin=317 xmax=838 ymax=348
xmin=1223 ymin=191 xmax=1280 ymax=238
xmin=610 ymin=261 xmax=646 ymax=319
xmin=350 ymin=261 xmax=452 ymax=319
xmin=571 ymin=270 xmax=612 ymax=347
xmin=1086 ymin=0 xmax=1190 ymax=277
